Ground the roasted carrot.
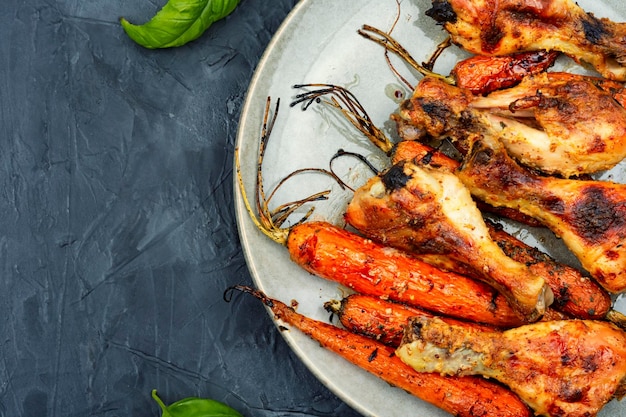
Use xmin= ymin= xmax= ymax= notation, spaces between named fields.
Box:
xmin=288 ymin=221 xmax=525 ymax=327
xmin=325 ymin=293 xmax=494 ymax=346
xmin=325 ymin=294 xmax=415 ymax=346
xmin=326 ymin=293 xmax=569 ymax=349
xmin=450 ymin=50 xmax=560 ymax=95
xmin=226 ymin=285 xmax=533 ymax=417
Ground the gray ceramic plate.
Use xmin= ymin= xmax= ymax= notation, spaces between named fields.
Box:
xmin=234 ymin=1 xmax=626 ymax=416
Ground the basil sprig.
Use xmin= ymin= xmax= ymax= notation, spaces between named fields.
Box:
xmin=152 ymin=389 xmax=244 ymax=417
xmin=121 ymin=0 xmax=241 ymax=49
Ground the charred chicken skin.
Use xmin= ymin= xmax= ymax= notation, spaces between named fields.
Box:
xmin=344 ymin=161 xmax=552 ymax=322
xmin=397 ymin=317 xmax=626 ymax=417
xmin=426 ymin=0 xmax=626 ymax=81
xmin=394 ymin=75 xmax=626 ymax=177
xmin=457 ymin=134 xmax=626 ymax=293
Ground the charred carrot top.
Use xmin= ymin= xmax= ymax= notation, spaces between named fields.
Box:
xmin=225 ymin=286 xmax=533 ymax=417
xmin=235 ymin=97 xmax=339 ymax=246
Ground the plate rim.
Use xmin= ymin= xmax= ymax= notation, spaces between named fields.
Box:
xmin=232 ymin=1 xmax=626 ymax=416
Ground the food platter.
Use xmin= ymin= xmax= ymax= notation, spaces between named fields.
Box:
xmin=234 ymin=1 xmax=626 ymax=416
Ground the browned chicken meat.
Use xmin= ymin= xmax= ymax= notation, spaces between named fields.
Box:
xmin=397 ymin=317 xmax=626 ymax=417
xmin=344 ymin=161 xmax=552 ymax=321
xmin=426 ymin=0 xmax=626 ymax=81
xmin=457 ymin=133 xmax=626 ymax=293
xmin=394 ymin=75 xmax=626 ymax=177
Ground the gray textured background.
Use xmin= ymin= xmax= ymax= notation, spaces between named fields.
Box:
xmin=0 ymin=1 xmax=363 ymax=416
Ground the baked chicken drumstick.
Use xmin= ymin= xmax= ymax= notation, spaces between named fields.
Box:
xmin=394 ymin=75 xmax=626 ymax=177
xmin=457 ymin=133 xmax=626 ymax=293
xmin=344 ymin=161 xmax=552 ymax=322
xmin=426 ymin=0 xmax=626 ymax=81
xmin=397 ymin=317 xmax=626 ymax=417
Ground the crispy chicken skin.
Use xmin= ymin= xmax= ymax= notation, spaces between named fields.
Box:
xmin=457 ymin=134 xmax=626 ymax=293
xmin=426 ymin=0 xmax=626 ymax=81
xmin=394 ymin=75 xmax=626 ymax=177
xmin=397 ymin=317 xmax=626 ymax=417
xmin=344 ymin=161 xmax=552 ymax=321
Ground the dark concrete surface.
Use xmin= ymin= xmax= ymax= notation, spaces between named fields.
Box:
xmin=0 ymin=1 xmax=363 ymax=416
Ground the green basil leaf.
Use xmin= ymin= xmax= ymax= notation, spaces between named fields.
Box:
xmin=121 ymin=0 xmax=241 ymax=49
xmin=152 ymin=390 xmax=244 ymax=417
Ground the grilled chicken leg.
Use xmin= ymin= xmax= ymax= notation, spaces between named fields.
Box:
xmin=390 ymin=140 xmax=613 ymax=320
xmin=397 ymin=317 xmax=626 ymax=417
xmin=426 ymin=0 xmax=626 ymax=81
xmin=344 ymin=161 xmax=552 ymax=321
xmin=457 ymin=133 xmax=626 ymax=293
xmin=394 ymin=75 xmax=626 ymax=177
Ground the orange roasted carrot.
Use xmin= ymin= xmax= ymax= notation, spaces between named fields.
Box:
xmin=390 ymin=140 xmax=459 ymax=171
xmin=450 ymin=50 xmax=560 ymax=95
xmin=326 ymin=293 xmax=569 ymax=349
xmin=226 ymin=286 xmax=533 ymax=417
xmin=325 ymin=293 xmax=494 ymax=346
xmin=288 ymin=221 xmax=525 ymax=327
